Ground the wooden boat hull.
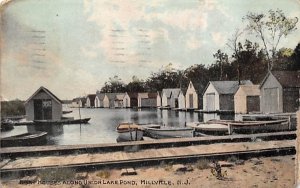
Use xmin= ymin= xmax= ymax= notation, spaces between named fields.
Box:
xmin=116 ymin=123 xmax=144 ymax=142
xmin=187 ymin=122 xmax=228 ymax=135
xmin=117 ymin=130 xmax=144 ymax=142
xmin=145 ymin=127 xmax=194 ymax=139
xmin=208 ymin=119 xmax=290 ymax=133
xmin=34 ymin=118 xmax=91 ymax=125
xmin=1 ymin=131 xmax=47 ymax=147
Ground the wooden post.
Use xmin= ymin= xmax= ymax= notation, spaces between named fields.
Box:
xmin=296 ymin=111 xmax=300 ymax=186
xmin=227 ymin=124 xmax=232 ymax=135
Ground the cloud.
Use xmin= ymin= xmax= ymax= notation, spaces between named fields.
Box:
xmin=186 ymin=35 xmax=202 ymax=50
xmin=82 ymin=0 xmax=214 ymax=66
xmin=211 ymin=32 xmax=226 ymax=47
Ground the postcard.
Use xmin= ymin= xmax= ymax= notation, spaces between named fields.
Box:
xmin=1 ymin=0 xmax=299 ymax=187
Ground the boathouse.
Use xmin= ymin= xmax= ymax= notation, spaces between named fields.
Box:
xmin=156 ymin=91 xmax=162 ymax=107
xmin=71 ymin=97 xmax=80 ymax=108
xmin=114 ymin=93 xmax=125 ymax=108
xmin=86 ymin=94 xmax=96 ymax=108
xmin=178 ymin=89 xmax=186 ymax=110
xmin=25 ymin=86 xmax=62 ymax=121
xmin=138 ymin=92 xmax=157 ymax=108
xmin=260 ymin=71 xmax=300 ymax=113
xmin=95 ymin=93 xmax=105 ymax=108
xmin=123 ymin=92 xmax=138 ymax=108
xmin=103 ymin=93 xmax=117 ymax=108
xmin=161 ymin=88 xmax=181 ymax=108
xmin=185 ymin=81 xmax=198 ymax=110
xmin=203 ymin=80 xmax=252 ymax=111
xmin=79 ymin=97 xmax=86 ymax=108
xmin=234 ymin=85 xmax=260 ymax=114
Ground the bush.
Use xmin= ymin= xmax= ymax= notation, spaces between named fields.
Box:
xmin=195 ymin=159 xmax=210 ymax=170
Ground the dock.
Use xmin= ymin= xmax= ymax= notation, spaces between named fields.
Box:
xmin=0 ymin=140 xmax=295 ymax=177
xmin=0 ymin=131 xmax=296 ymax=158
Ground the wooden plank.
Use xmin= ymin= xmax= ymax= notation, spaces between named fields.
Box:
xmin=1 ymin=140 xmax=294 ymax=172
xmin=1 ymin=131 xmax=295 ymax=155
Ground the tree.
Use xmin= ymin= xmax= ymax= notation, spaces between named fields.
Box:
xmin=100 ymin=75 xmax=126 ymax=93
xmin=244 ymin=9 xmax=298 ymax=70
xmin=213 ymin=50 xmax=230 ymax=80
xmin=126 ymin=76 xmax=146 ymax=92
xmin=145 ymin=63 xmax=187 ymax=91
xmin=291 ymin=43 xmax=300 ymax=70
xmin=227 ymin=29 xmax=244 ymax=83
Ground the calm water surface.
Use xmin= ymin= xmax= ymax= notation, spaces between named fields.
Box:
xmin=1 ymin=108 xmax=235 ymax=145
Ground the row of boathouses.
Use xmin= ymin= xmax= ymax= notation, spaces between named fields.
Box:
xmin=22 ymin=71 xmax=299 ymax=122
xmin=71 ymin=71 xmax=300 ymax=114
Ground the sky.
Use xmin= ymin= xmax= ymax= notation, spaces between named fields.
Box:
xmin=1 ymin=0 xmax=299 ymax=101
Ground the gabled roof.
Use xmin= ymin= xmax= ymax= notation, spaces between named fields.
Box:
xmin=205 ymin=80 xmax=252 ymax=95
xmin=179 ymin=88 xmax=187 ymax=96
xmin=96 ymin=93 xmax=105 ymax=100
xmin=138 ymin=92 xmax=149 ymax=99
xmin=261 ymin=71 xmax=300 ymax=88
xmin=162 ymin=88 xmax=181 ymax=98
xmin=80 ymin=97 xmax=86 ymax=103
xmin=115 ymin=93 xmax=125 ymax=101
xmin=72 ymin=97 xmax=81 ymax=102
xmin=25 ymin=86 xmax=62 ymax=104
xmin=105 ymin=93 xmax=125 ymax=100
xmin=236 ymin=85 xmax=260 ymax=96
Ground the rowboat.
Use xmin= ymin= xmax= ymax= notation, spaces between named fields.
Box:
xmin=116 ymin=123 xmax=144 ymax=142
xmin=187 ymin=122 xmax=228 ymax=135
xmin=33 ymin=118 xmax=91 ymax=125
xmin=144 ymin=126 xmax=194 ymax=139
xmin=1 ymin=131 xmax=47 ymax=147
xmin=208 ymin=119 xmax=290 ymax=133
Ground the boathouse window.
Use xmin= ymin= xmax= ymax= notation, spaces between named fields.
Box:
xmin=34 ymin=99 xmax=52 ymax=120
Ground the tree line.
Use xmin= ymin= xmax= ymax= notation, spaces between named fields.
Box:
xmin=100 ymin=9 xmax=299 ymax=94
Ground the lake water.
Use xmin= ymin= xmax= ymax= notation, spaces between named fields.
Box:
xmin=1 ymin=108 xmax=235 ymax=145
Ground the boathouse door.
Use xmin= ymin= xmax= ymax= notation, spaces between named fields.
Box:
xmin=175 ymin=98 xmax=179 ymax=108
xmin=34 ymin=99 xmax=52 ymax=120
xmin=206 ymin=93 xmax=215 ymax=111
xmin=189 ymin=94 xmax=193 ymax=108
xmin=264 ymin=88 xmax=279 ymax=113
xmin=246 ymin=96 xmax=260 ymax=113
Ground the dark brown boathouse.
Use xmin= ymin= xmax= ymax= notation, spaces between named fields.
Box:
xmin=25 ymin=86 xmax=62 ymax=121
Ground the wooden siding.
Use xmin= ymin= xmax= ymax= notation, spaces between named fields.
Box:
xmin=203 ymin=83 xmax=219 ymax=111
xmin=283 ymin=88 xmax=299 ymax=112
xmin=178 ymin=92 xmax=185 ymax=109
xmin=123 ymin=94 xmax=130 ymax=108
xmin=260 ymin=73 xmax=283 ymax=113
xmin=185 ymin=82 xmax=198 ymax=109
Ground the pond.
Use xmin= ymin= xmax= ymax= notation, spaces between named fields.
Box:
xmin=1 ymin=108 xmax=236 ymax=145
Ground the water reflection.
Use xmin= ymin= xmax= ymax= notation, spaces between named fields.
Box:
xmin=1 ymin=108 xmax=235 ymax=145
